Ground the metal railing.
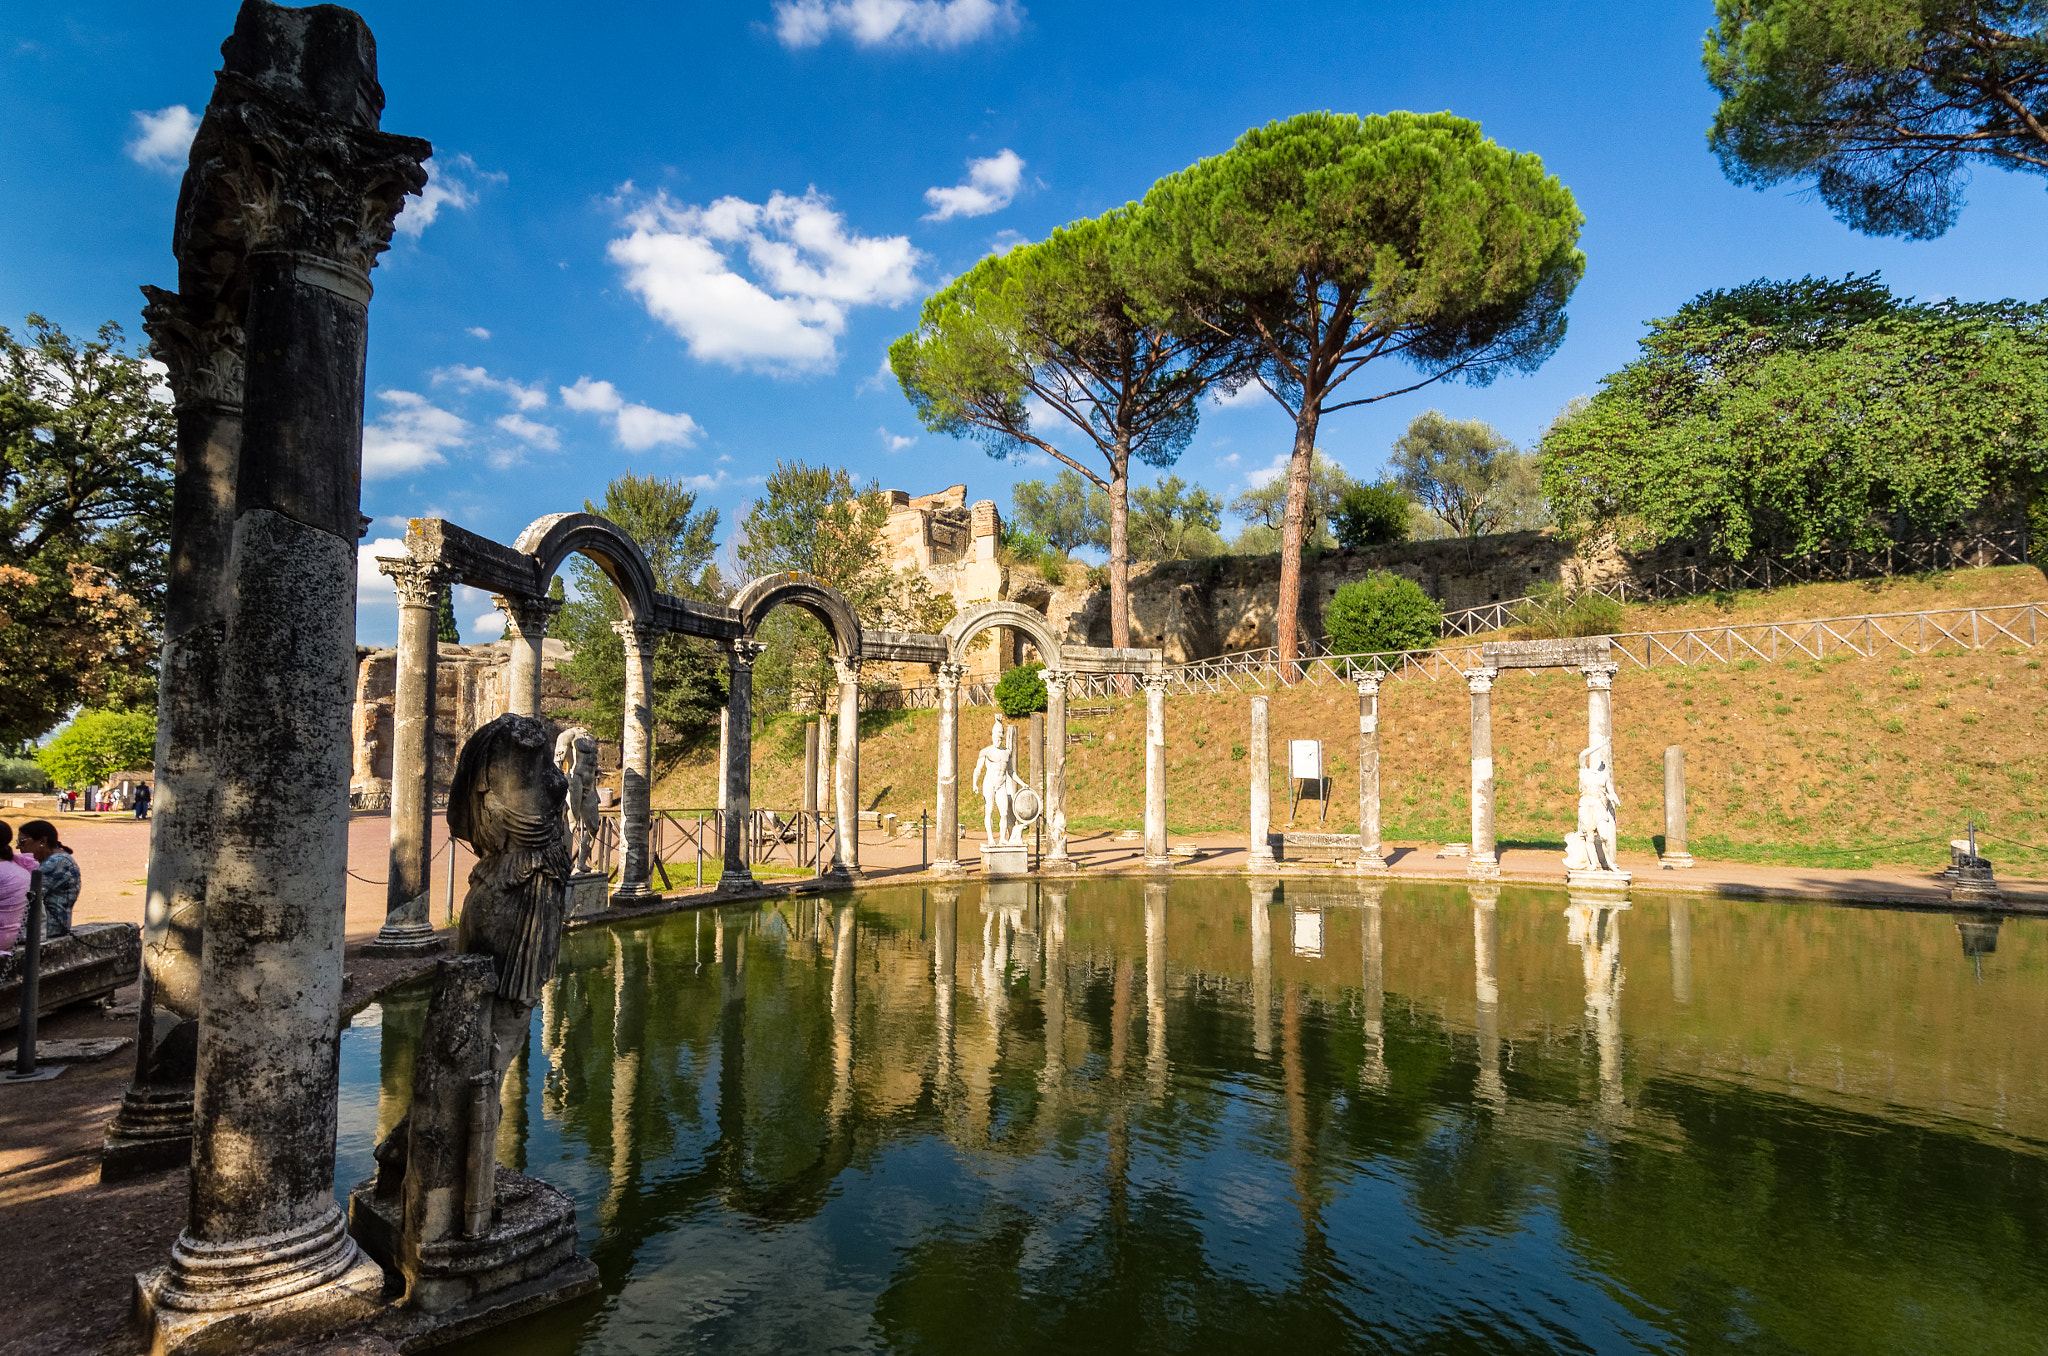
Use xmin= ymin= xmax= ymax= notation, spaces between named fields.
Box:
xmin=592 ymin=807 xmax=840 ymax=887
xmin=1436 ymin=529 xmax=2031 ymax=638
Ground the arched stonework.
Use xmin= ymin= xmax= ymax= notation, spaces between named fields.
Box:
xmin=514 ymin=512 xmax=660 ymax=622
xmin=729 ymin=572 xmax=863 ymax=657
xmin=943 ymin=600 xmax=1064 ymax=667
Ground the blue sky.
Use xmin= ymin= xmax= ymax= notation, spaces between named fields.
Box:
xmin=5 ymin=0 xmax=2046 ymax=647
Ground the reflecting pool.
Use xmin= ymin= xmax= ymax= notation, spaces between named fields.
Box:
xmin=335 ymin=878 xmax=2048 ymax=1354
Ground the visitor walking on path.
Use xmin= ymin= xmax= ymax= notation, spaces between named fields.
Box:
xmin=132 ymin=784 xmax=151 ymax=820
xmin=15 ymin=821 xmax=77 ymax=938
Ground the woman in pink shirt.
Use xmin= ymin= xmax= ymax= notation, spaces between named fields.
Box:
xmin=0 ymin=822 xmax=31 ymax=949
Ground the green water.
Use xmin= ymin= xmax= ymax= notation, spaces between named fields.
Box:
xmin=335 ymin=879 xmax=2048 ymax=1354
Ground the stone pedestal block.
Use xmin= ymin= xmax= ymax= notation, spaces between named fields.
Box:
xmin=133 ymin=1226 xmax=389 ymax=1356
xmin=349 ymin=1169 xmax=600 ymax=1345
xmin=981 ymin=843 xmax=1031 ymax=877
xmin=1566 ymin=868 xmax=1633 ymax=895
xmin=566 ymin=874 xmax=609 ymax=918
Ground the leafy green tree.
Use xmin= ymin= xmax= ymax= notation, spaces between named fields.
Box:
xmin=1 ymin=316 xmax=173 ymax=743
xmin=1129 ymin=475 xmax=1225 ymax=560
xmin=1706 ymin=1 xmax=2048 ymax=239
xmin=434 ymin=588 xmax=460 ymax=645
xmin=737 ymin=461 xmax=955 ymax=717
xmin=1230 ymin=450 xmax=1357 ymax=551
xmin=1332 ymin=482 xmax=1413 ymax=550
xmin=556 ymin=473 xmax=727 ymax=751
xmin=892 ymin=209 xmax=1241 ymax=651
xmin=1323 ymin=572 xmax=1443 ymax=659
xmin=1391 ymin=411 xmax=1548 ymax=538
xmin=34 ymin=707 xmax=158 ymax=788
xmin=1010 ymin=469 xmax=1108 ymax=555
xmin=993 ymin=661 xmax=1048 ymax=718
xmin=1539 ymin=273 xmax=2048 ymax=558
xmin=1137 ymin=111 xmax=1584 ymax=673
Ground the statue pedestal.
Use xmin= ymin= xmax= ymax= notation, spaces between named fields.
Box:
xmin=981 ymin=843 xmax=1031 ymax=877
xmin=1567 ymin=868 xmax=1633 ymax=895
xmin=566 ymin=873 xmax=609 ymax=918
xmin=1658 ymin=852 xmax=1694 ymax=870
xmin=349 ymin=1168 xmax=599 ymax=1345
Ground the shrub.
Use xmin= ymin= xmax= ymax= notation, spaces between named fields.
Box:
xmin=33 ymin=707 xmax=157 ymax=788
xmin=994 ymin=661 xmax=1048 ymax=717
xmin=1332 ymin=483 xmax=1412 ymax=550
xmin=1510 ymin=583 xmax=1626 ymax=638
xmin=1324 ymin=572 xmax=1442 ymax=659
xmin=0 ymin=757 xmax=49 ymax=792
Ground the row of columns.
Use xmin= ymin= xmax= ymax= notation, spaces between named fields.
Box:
xmin=718 ymin=644 xmax=863 ymax=890
xmin=1466 ymin=660 xmax=1621 ymax=877
xmin=1246 ymin=676 xmax=1387 ymax=873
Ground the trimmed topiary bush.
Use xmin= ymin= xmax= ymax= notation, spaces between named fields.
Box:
xmin=1324 ymin=572 xmax=1443 ymax=659
xmin=994 ymin=661 xmax=1048 ymax=717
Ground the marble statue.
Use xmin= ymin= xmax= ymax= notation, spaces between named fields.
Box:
xmin=972 ymin=720 xmax=1021 ymax=845
xmin=1563 ymin=746 xmax=1621 ymax=873
xmin=555 ymin=726 xmax=600 ymax=875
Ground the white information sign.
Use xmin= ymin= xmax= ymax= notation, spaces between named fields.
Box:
xmin=1289 ymin=739 xmax=1322 ymax=780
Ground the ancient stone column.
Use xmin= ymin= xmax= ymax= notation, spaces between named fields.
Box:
xmin=139 ymin=7 xmax=429 ymax=1345
xmin=611 ymin=620 xmax=659 ymax=901
xmin=495 ymin=592 xmax=562 ymax=719
xmin=828 ymin=655 xmax=863 ymax=881
xmin=1247 ymin=695 xmax=1275 ymax=871
xmin=368 ymin=555 xmax=455 ymax=953
xmin=1141 ymin=673 xmax=1173 ymax=869
xmin=933 ymin=662 xmax=966 ymax=877
xmin=1583 ymin=661 xmax=1618 ymax=763
xmin=1356 ymin=675 xmax=1386 ymax=872
xmin=1660 ymin=744 xmax=1693 ymax=868
xmin=716 ymin=706 xmax=729 ymax=814
xmin=1042 ymin=667 xmax=1074 ymax=870
xmin=105 ymin=287 xmax=243 ymax=1180
xmin=719 ymin=640 xmax=765 ymax=891
xmin=1467 ymin=668 xmax=1501 ymax=878
xmin=815 ymin=714 xmax=830 ymax=827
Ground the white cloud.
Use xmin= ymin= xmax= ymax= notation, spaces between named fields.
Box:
xmin=472 ymin=612 xmax=506 ymax=639
xmin=1245 ymin=452 xmax=1290 ymax=489
xmin=361 ymin=390 xmax=467 ymax=478
xmin=773 ymin=0 xmax=1021 ymax=48
xmin=1211 ymin=382 xmax=1265 ymax=410
xmin=987 ymin=228 xmax=1030 ymax=255
xmin=466 ymin=326 xmax=492 ymax=340
xmin=608 ymin=187 xmax=923 ymax=373
xmin=856 ymin=351 xmax=897 ymax=395
xmin=495 ymin=413 xmax=560 ymax=449
xmin=878 ymin=425 xmax=917 ymax=451
xmin=394 ymin=153 xmax=492 ymax=239
xmin=357 ymin=537 xmax=408 ymax=593
xmin=125 ymin=105 xmax=197 ymax=172
xmin=434 ymin=364 xmax=547 ymax=410
xmin=923 ymin=148 xmax=1024 ymax=221
xmin=559 ymin=376 xmax=703 ymax=450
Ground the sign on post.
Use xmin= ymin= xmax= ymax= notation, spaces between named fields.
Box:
xmin=1289 ymin=740 xmax=1327 ymax=823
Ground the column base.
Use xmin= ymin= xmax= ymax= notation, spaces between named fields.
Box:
xmin=1658 ymin=852 xmax=1695 ymax=870
xmin=1040 ymin=853 xmax=1082 ymax=876
xmin=136 ymin=1209 xmax=387 ymax=1356
xmin=1355 ymin=854 xmax=1389 ymax=875
xmin=1140 ymin=855 xmax=1177 ymax=872
xmin=607 ymin=883 xmax=661 ymax=907
xmin=714 ymin=870 xmax=759 ymax=894
xmin=820 ymin=866 xmax=863 ymax=887
xmin=1466 ymin=856 xmax=1501 ymax=879
xmin=1567 ymin=868 xmax=1633 ymax=895
xmin=360 ymin=917 xmax=445 ymax=959
xmin=1247 ymin=848 xmax=1279 ymax=874
xmin=102 ymin=1084 xmax=194 ymax=1182
xmin=1951 ymin=871 xmax=2004 ymax=905
xmin=929 ymin=859 xmax=967 ymax=879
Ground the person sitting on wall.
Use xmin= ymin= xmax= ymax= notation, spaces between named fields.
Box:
xmin=14 ymin=821 xmax=78 ymax=938
xmin=0 ymin=823 xmax=29 ymax=953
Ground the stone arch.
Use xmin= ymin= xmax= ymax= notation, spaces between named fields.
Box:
xmin=944 ymin=600 xmax=1065 ymax=667
xmin=514 ymin=512 xmax=659 ymax=622
xmin=729 ymin=572 xmax=862 ymax=657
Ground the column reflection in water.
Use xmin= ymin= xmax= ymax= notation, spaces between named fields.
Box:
xmin=1250 ymin=880 xmax=1276 ymax=1060
xmin=1041 ymin=886 xmax=1069 ymax=1095
xmin=606 ymin=929 xmax=645 ymax=1225
xmin=831 ymin=904 xmax=856 ymax=1122
xmin=1565 ymin=894 xmax=1629 ymax=1115
xmin=1669 ymin=898 xmax=1693 ymax=1005
xmin=1359 ymin=886 xmax=1387 ymax=1089
xmin=932 ymin=886 xmax=959 ymax=1111
xmin=1470 ymin=884 xmax=1504 ymax=1110
xmin=374 ymin=984 xmax=430 ymax=1146
xmin=1144 ymin=881 xmax=1168 ymax=1097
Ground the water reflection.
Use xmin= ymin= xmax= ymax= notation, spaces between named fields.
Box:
xmin=344 ymin=878 xmax=2048 ymax=1356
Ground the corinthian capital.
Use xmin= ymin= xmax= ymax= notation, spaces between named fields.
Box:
xmin=1581 ymin=662 xmax=1619 ymax=691
xmin=494 ymin=593 xmax=563 ymax=639
xmin=1466 ymin=667 xmax=1498 ymax=695
xmin=1139 ymin=671 xmax=1173 ymax=694
xmin=376 ymin=555 xmax=457 ymax=608
xmin=725 ymin=639 xmax=768 ymax=672
xmin=832 ymin=655 xmax=863 ymax=687
xmin=139 ymin=286 xmax=245 ymax=414
xmin=612 ymin=619 xmax=660 ymax=655
xmin=936 ymin=661 xmax=968 ymax=688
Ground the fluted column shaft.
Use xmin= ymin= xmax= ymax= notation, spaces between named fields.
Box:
xmin=1042 ymin=668 xmax=1072 ymax=868
xmin=371 ymin=556 xmax=455 ymax=949
xmin=829 ymin=656 xmax=862 ymax=879
xmin=611 ymin=621 xmax=659 ymax=901
xmin=1467 ymin=668 xmax=1500 ymax=878
xmin=1356 ymin=676 xmax=1385 ymax=871
xmin=720 ymin=641 xmax=764 ymax=889
xmin=933 ymin=663 xmax=966 ymax=875
xmin=1141 ymin=673 xmax=1172 ymax=869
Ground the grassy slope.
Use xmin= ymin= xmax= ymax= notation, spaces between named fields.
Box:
xmin=654 ymin=566 xmax=2048 ymax=870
